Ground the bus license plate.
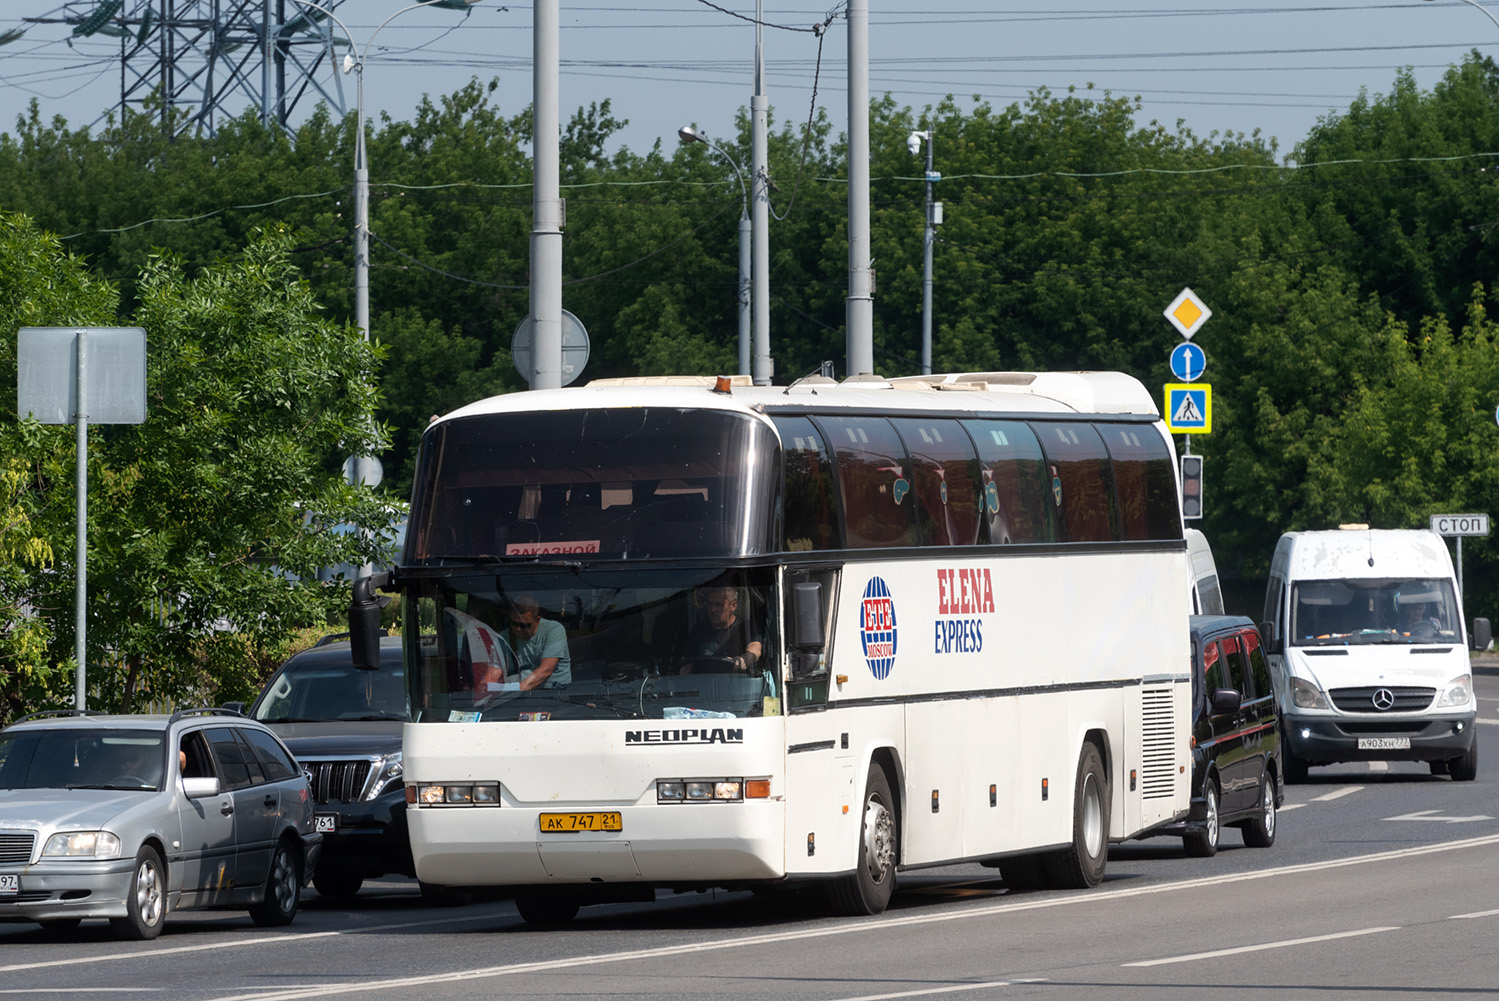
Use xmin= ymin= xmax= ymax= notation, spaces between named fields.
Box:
xmin=315 ymin=814 xmax=338 ymax=834
xmin=1358 ymin=737 xmax=1411 ymax=750
xmin=539 ymin=812 xmax=622 ymax=833
xmin=0 ymin=874 xmax=17 ymax=896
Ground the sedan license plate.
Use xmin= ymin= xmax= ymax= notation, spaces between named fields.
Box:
xmin=0 ymin=874 xmax=17 ymax=896
xmin=315 ymin=814 xmax=338 ymax=834
xmin=1358 ymin=736 xmax=1411 ymax=750
xmin=539 ymin=812 xmax=622 ymax=833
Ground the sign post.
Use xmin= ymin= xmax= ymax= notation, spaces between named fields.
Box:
xmin=1430 ymin=513 xmax=1489 ymax=605
xmin=1164 ymin=288 xmax=1212 ymax=517
xmin=18 ymin=327 xmax=148 ymax=710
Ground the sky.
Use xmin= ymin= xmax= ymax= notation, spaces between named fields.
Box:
xmin=2 ymin=1 xmax=1498 ymax=162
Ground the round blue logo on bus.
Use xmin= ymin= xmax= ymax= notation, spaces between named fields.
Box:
xmin=859 ymin=576 xmax=898 ymax=680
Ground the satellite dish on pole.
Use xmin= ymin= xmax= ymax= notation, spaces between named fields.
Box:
xmin=512 ymin=309 xmax=591 ymax=387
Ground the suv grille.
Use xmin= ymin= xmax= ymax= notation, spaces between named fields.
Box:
xmin=0 ymin=832 xmax=36 ymax=866
xmin=1329 ymin=686 xmax=1435 ymax=713
xmin=306 ymin=760 xmax=374 ymax=804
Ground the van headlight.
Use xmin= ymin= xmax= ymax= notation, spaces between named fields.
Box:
xmin=1290 ymin=675 xmax=1330 ymax=710
xmin=1435 ymin=673 xmax=1473 ymax=709
xmin=43 ymin=831 xmax=121 ymax=858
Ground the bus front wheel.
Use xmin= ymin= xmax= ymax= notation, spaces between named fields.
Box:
xmin=825 ymin=763 xmax=897 ymax=915
xmin=1044 ymin=743 xmax=1109 ymax=889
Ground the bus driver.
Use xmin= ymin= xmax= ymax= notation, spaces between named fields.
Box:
xmin=676 ymin=585 xmax=763 ymax=674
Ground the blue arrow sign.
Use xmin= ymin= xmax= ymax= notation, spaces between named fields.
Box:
xmin=1170 ymin=341 xmax=1207 ymax=382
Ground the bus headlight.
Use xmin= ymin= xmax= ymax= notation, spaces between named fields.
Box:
xmin=414 ymin=782 xmax=501 ymax=806
xmin=657 ymin=778 xmax=750 ymax=802
xmin=1290 ymin=676 xmax=1329 ymax=710
xmin=1435 ymin=673 xmax=1473 ymax=709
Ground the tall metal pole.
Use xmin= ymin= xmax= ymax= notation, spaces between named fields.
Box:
xmin=530 ymin=0 xmax=564 ymax=390
xmin=74 ymin=333 xmax=88 ymax=710
xmin=845 ymin=0 xmax=874 ymax=377
xmin=921 ymin=132 xmax=934 ymax=375
xmin=750 ymin=1 xmax=772 ymax=386
xmin=738 ymin=210 xmax=752 ymax=377
xmin=354 ymin=64 xmax=370 ymax=340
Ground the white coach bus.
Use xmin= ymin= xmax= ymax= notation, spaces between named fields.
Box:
xmin=348 ymin=371 xmax=1192 ymax=923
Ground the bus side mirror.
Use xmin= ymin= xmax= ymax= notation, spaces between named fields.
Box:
xmin=790 ymin=582 xmax=825 ymax=678
xmin=1471 ymin=617 xmax=1491 ymax=652
xmin=1259 ymin=622 xmax=1281 ymax=656
xmin=349 ymin=571 xmax=392 ymax=670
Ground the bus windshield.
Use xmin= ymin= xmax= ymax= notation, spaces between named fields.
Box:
xmin=402 ymin=567 xmax=779 ymax=722
xmin=407 ymin=408 xmax=778 ymax=562
xmin=1289 ymin=577 xmax=1461 ymax=646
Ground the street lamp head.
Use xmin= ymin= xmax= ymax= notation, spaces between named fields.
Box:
xmin=430 ymin=0 xmax=484 ymax=8
xmin=678 ymin=125 xmax=707 ymax=145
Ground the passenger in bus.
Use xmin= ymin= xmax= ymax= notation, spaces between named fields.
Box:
xmin=675 ymin=586 xmax=763 ymax=674
xmin=507 ymin=596 xmax=573 ymax=689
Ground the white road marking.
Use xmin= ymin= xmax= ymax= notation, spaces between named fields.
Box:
xmin=1123 ymin=926 xmax=1399 ymax=967
xmin=1367 ymin=761 xmax=1389 ymax=772
xmin=831 ymin=979 xmax=1048 ymax=1001
xmin=1279 ymin=803 xmax=1307 ymax=811
xmin=1449 ymin=909 xmax=1499 ymax=919
xmin=13 ymin=835 xmax=1499 ymax=998
xmin=1478 ymin=718 xmax=1499 ymax=726
xmin=1386 ymin=809 xmax=1495 ymax=823
xmin=193 ymin=834 xmax=1499 ymax=1001
xmin=1313 ymin=786 xmax=1363 ymax=801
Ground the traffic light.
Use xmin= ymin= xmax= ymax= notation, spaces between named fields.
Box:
xmin=1181 ymin=454 xmax=1204 ymax=520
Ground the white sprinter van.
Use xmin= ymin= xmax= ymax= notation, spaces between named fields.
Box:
xmin=1186 ymin=528 xmax=1225 ymax=615
xmin=1261 ymin=527 xmax=1490 ymax=783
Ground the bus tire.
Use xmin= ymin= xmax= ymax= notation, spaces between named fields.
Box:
xmin=825 ymin=763 xmax=897 ymax=915
xmin=1044 ymin=743 xmax=1109 ymax=889
xmin=515 ymin=890 xmax=580 ymax=926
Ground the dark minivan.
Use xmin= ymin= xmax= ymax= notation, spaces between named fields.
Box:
xmin=232 ymin=634 xmax=411 ymax=897
xmin=1168 ymin=615 xmax=1282 ymax=857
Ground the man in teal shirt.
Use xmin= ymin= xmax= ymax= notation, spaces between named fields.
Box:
xmin=507 ymin=596 xmax=571 ymax=689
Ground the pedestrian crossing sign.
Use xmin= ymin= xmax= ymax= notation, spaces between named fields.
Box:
xmin=1164 ymin=383 xmax=1211 ymax=433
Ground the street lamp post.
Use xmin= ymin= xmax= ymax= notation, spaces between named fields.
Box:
xmin=678 ymin=126 xmax=751 ymax=377
xmin=1422 ymin=0 xmax=1499 ymax=33
xmin=283 ymin=0 xmax=483 ymax=343
xmin=908 ymin=129 xmax=937 ymax=375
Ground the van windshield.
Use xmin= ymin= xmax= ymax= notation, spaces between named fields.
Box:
xmin=1289 ymin=578 xmax=1460 ymax=646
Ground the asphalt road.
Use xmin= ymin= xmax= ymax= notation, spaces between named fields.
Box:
xmin=3 ymin=665 xmax=1497 ymax=1001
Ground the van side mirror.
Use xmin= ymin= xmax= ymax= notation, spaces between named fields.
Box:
xmin=349 ymin=571 xmax=392 ymax=670
xmin=1209 ymin=688 xmax=1242 ymax=714
xmin=789 ymin=582 xmax=826 ymax=678
xmin=1259 ymin=622 xmax=1281 ymax=656
xmin=1471 ymin=617 xmax=1491 ymax=652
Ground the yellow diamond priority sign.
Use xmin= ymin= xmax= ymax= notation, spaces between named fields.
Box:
xmin=1164 ymin=287 xmax=1212 ymax=340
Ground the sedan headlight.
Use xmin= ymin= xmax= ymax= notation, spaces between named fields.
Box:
xmin=1435 ymin=673 xmax=1473 ymax=709
xmin=1290 ymin=675 xmax=1330 ymax=710
xmin=43 ymin=831 xmax=121 ymax=858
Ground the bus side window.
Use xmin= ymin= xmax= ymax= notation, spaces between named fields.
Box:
xmin=1097 ymin=423 xmax=1181 ymax=541
xmin=815 ymin=416 xmax=918 ymax=549
xmin=771 ymin=416 xmax=839 ymax=551
xmin=890 ymin=418 xmax=981 ymax=547
xmin=1029 ymin=421 xmax=1118 ymax=543
xmin=963 ymin=419 xmax=1054 ymax=544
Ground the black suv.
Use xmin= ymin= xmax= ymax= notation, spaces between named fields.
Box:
xmin=1166 ymin=615 xmax=1283 ymax=857
xmin=233 ymin=634 xmax=410 ymax=898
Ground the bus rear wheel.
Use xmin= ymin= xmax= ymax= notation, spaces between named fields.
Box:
xmin=825 ymin=763 xmax=897 ymax=915
xmin=1044 ymin=743 xmax=1110 ymax=889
